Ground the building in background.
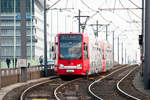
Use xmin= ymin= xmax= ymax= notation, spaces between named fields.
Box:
xmin=0 ymin=0 xmax=50 ymax=62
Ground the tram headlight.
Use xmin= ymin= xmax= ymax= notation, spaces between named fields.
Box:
xmin=77 ymin=64 xmax=82 ymax=69
xmin=59 ymin=64 xmax=64 ymax=69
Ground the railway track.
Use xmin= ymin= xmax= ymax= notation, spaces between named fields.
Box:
xmin=20 ymin=76 xmax=61 ymax=100
xmin=20 ymin=66 xmax=120 ymax=100
xmin=117 ymin=66 xmax=140 ymax=100
xmin=54 ymin=78 xmax=83 ymax=100
xmin=88 ymin=65 xmax=140 ymax=100
xmin=20 ymin=76 xmax=83 ymax=100
xmin=20 ymin=64 xmax=142 ymax=100
xmin=54 ymin=65 xmax=124 ymax=100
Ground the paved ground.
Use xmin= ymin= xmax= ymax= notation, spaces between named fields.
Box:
xmin=133 ymin=70 xmax=150 ymax=96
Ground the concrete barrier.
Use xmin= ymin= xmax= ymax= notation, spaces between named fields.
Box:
xmin=1 ymin=65 xmax=54 ymax=87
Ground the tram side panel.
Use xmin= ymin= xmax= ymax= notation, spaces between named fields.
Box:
xmin=105 ymin=43 xmax=113 ymax=71
xmin=89 ymin=39 xmax=103 ymax=74
xmin=82 ymin=35 xmax=90 ymax=75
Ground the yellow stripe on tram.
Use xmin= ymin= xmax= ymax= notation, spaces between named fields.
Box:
xmin=32 ymin=99 xmax=47 ymax=100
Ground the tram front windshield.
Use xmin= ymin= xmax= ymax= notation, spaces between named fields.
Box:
xmin=59 ymin=34 xmax=82 ymax=59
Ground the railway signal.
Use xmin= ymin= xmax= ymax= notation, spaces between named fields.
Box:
xmin=139 ymin=35 xmax=143 ymax=45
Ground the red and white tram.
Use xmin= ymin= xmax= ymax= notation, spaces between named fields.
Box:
xmin=54 ymin=33 xmax=113 ymax=76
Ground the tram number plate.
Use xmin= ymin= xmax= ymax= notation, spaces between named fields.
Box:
xmin=66 ymin=70 xmax=74 ymax=73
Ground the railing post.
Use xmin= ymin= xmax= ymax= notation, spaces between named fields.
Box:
xmin=21 ymin=67 xmax=27 ymax=82
xmin=18 ymin=59 xmax=27 ymax=82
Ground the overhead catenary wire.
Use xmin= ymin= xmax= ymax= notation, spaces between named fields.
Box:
xmin=118 ymin=0 xmax=135 ymax=22
xmin=98 ymin=12 xmax=111 ymax=23
xmin=80 ymin=0 xmax=97 ymax=12
xmin=83 ymin=11 xmax=113 ymax=32
xmin=47 ymin=0 xmax=62 ymax=10
xmin=127 ymin=9 xmax=133 ymax=21
xmin=98 ymin=2 xmax=131 ymax=23
xmin=126 ymin=10 xmax=141 ymax=28
xmin=113 ymin=0 xmax=117 ymax=13
xmin=124 ymin=1 xmax=141 ymax=27
xmin=118 ymin=0 xmax=141 ymax=19
xmin=97 ymin=12 xmax=128 ymax=35
xmin=98 ymin=8 xmax=131 ymax=24
xmin=75 ymin=10 xmax=99 ymax=33
xmin=116 ymin=13 xmax=130 ymax=22
xmin=97 ymin=5 xmax=131 ymax=29
xmin=73 ymin=0 xmax=104 ymax=32
xmin=46 ymin=0 xmax=140 ymax=39
xmin=48 ymin=0 xmax=131 ymax=27
xmin=80 ymin=1 xmax=130 ymax=35
xmin=78 ymin=0 xmax=129 ymax=38
xmin=127 ymin=0 xmax=141 ymax=8
xmin=87 ymin=11 xmax=99 ymax=21
xmin=118 ymin=0 xmax=141 ymax=30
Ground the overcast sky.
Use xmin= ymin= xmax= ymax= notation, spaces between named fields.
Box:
xmin=46 ymin=0 xmax=142 ymax=63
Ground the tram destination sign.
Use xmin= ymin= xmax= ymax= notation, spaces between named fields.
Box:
xmin=59 ymin=34 xmax=82 ymax=41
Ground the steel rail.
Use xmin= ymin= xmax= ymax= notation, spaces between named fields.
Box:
xmin=20 ymin=76 xmax=59 ymax=100
xmin=117 ymin=66 xmax=140 ymax=100
xmin=88 ymin=65 xmax=131 ymax=100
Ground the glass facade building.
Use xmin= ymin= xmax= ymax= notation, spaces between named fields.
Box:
xmin=1 ymin=0 xmax=33 ymax=13
xmin=0 ymin=0 xmax=50 ymax=63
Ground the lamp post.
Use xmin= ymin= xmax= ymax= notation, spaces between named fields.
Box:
xmin=30 ymin=0 xmax=33 ymax=65
xmin=13 ymin=0 xmax=16 ymax=68
xmin=20 ymin=0 xmax=27 ymax=82
xmin=44 ymin=0 xmax=48 ymax=77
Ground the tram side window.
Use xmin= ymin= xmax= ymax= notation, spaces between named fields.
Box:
xmin=102 ymin=49 xmax=105 ymax=59
xmin=84 ymin=43 xmax=88 ymax=59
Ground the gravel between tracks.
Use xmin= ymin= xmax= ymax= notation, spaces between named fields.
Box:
xmin=23 ymin=78 xmax=64 ymax=100
xmin=90 ymin=65 xmax=134 ymax=100
xmin=55 ymin=65 xmax=124 ymax=100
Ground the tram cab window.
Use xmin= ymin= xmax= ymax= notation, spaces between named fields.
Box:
xmin=84 ymin=42 xmax=88 ymax=59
